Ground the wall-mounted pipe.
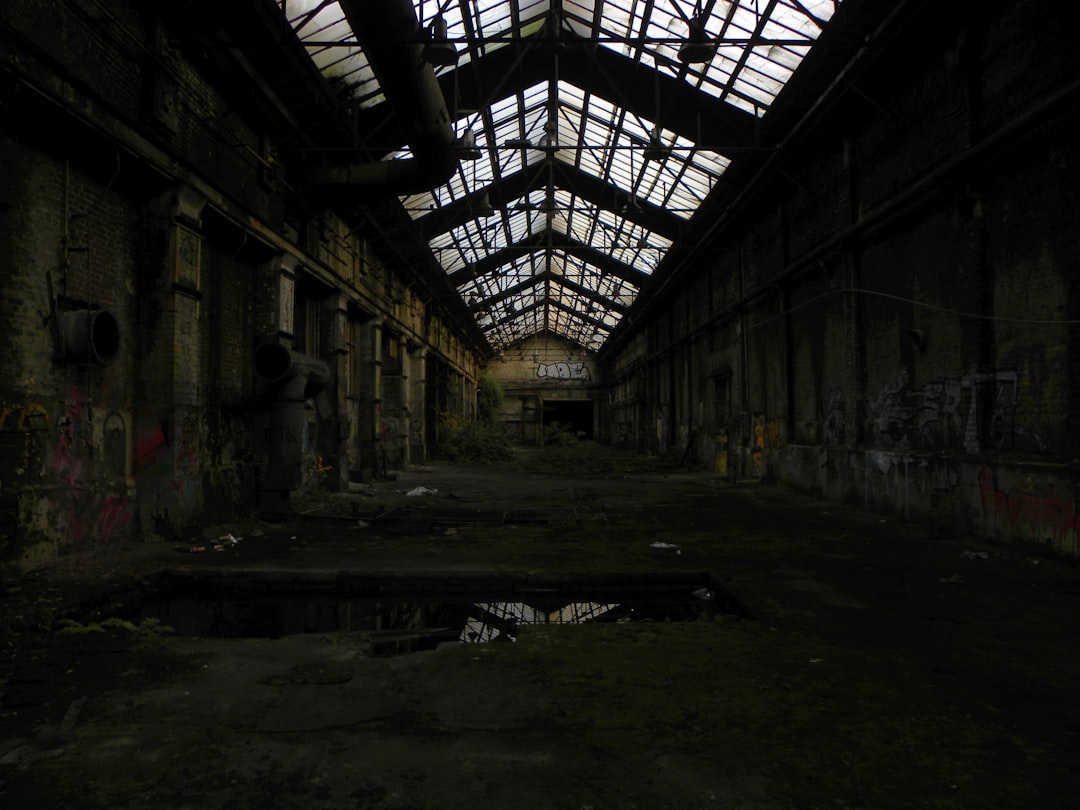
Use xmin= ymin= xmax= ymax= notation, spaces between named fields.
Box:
xmin=256 ymin=341 xmax=331 ymax=399
xmin=304 ymin=0 xmax=459 ymax=200
xmin=255 ymin=341 xmax=332 ymax=513
xmin=59 ymin=308 xmax=121 ymax=365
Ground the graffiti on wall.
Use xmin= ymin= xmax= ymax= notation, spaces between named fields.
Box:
xmin=1 ymin=403 xmax=50 ymax=433
xmin=537 ymin=362 xmax=591 ymax=381
xmin=135 ymin=422 xmax=169 ymax=469
xmin=52 ymin=387 xmax=87 ymax=486
xmin=866 ymin=368 xmax=1046 ymax=454
xmin=380 ymin=415 xmax=403 ymax=468
xmin=1 ymin=403 xmax=50 ymax=481
xmin=864 ymin=451 xmax=959 ymax=492
xmin=715 ymin=432 xmax=729 ymax=475
xmin=2 ymin=388 xmax=135 ymax=550
xmin=751 ymin=415 xmax=784 ymax=476
xmin=962 ymin=370 xmax=1046 ymax=454
xmin=823 ymin=390 xmax=845 ymax=446
xmin=135 ymin=416 xmax=200 ymax=504
xmin=98 ymin=495 xmax=133 ymax=538
xmin=978 ymin=467 xmax=1078 ymax=555
xmin=751 ymin=414 xmax=764 ymax=475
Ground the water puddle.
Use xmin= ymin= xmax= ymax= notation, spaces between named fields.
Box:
xmin=127 ymin=571 xmax=747 ymax=654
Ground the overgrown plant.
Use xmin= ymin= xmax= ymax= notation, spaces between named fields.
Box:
xmin=439 ymin=419 xmax=515 ymax=463
xmin=438 ymin=374 xmax=514 ymax=462
xmin=542 ymin=420 xmax=585 ymax=446
xmin=523 ymin=421 xmax=615 ymax=474
xmin=476 ymin=373 xmax=504 ymax=424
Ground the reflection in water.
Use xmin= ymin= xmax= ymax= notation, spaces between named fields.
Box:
xmin=133 ymin=571 xmax=733 ymax=649
xmin=460 ymin=601 xmax=622 ymax=643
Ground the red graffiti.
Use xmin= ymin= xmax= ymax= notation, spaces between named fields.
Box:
xmin=99 ymin=496 xmax=133 ymax=540
xmin=978 ymin=467 xmax=1079 ymax=553
xmin=52 ymin=389 xmax=86 ymax=485
xmin=65 ymin=494 xmax=133 ymax=546
xmin=135 ymin=427 xmax=168 ymax=469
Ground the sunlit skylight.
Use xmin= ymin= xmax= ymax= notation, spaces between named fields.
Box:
xmin=281 ymin=0 xmax=841 ymax=352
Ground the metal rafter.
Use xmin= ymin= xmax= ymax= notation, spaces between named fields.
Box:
xmin=279 ymin=0 xmax=845 ymax=351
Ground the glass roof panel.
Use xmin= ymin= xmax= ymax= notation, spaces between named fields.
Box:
xmin=279 ymin=0 xmax=843 ymax=353
xmin=286 ymin=1 xmax=381 ymax=105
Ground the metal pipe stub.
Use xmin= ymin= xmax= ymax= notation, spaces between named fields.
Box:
xmin=59 ymin=308 xmax=120 ymax=365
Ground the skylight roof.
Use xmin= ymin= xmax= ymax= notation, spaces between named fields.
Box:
xmin=282 ymin=0 xmax=841 ymax=352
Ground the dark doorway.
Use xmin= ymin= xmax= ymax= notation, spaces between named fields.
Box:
xmin=544 ymin=400 xmax=594 ymax=439
xmin=425 ymin=355 xmax=449 ymax=456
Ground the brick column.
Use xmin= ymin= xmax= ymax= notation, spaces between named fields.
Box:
xmin=136 ymin=184 xmax=207 ymax=538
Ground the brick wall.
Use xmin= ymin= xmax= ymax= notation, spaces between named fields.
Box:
xmin=0 ymin=138 xmax=141 ymax=567
xmin=0 ymin=0 xmax=483 ymax=570
xmin=605 ymin=0 xmax=1080 ymax=553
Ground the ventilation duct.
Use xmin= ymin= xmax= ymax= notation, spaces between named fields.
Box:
xmin=304 ymin=0 xmax=461 ymax=200
xmin=255 ymin=341 xmax=332 ymax=517
xmin=59 ymin=309 xmax=121 ymax=365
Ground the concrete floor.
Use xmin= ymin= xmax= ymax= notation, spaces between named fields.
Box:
xmin=2 ymin=451 xmax=1080 ymax=809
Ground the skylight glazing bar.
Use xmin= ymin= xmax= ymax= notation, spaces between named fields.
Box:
xmin=278 ymin=0 xmax=842 ymax=353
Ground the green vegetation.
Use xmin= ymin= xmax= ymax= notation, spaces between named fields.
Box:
xmin=438 ymin=374 xmax=515 ymax=462
xmin=438 ymin=418 xmax=516 ymax=463
xmin=476 ymin=373 xmax=504 ymax=423
xmin=519 ymin=421 xmax=665 ymax=475
xmin=440 ymin=375 xmax=667 ymax=473
xmin=57 ymin=616 xmax=175 ymax=646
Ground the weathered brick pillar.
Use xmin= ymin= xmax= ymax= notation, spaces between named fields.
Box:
xmin=406 ymin=341 xmax=426 ymax=465
xmin=371 ymin=319 xmax=384 ymax=476
xmin=379 ymin=330 xmax=407 ymax=470
xmin=136 ymin=184 xmax=206 ymax=539
xmin=327 ymin=292 xmax=350 ymax=490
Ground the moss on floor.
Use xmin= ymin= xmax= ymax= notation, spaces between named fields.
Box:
xmin=3 ymin=462 xmax=1079 ymax=809
xmin=467 ymin=617 xmax=1056 ymax=810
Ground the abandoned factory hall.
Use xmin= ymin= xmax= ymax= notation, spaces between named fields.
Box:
xmin=2 ymin=0 xmax=1080 ymax=808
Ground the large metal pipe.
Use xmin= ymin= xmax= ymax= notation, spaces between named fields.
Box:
xmin=255 ymin=342 xmax=332 ymax=512
xmin=59 ymin=308 xmax=121 ymax=365
xmin=304 ymin=0 xmax=459 ymax=199
xmin=255 ymin=341 xmax=331 ymax=399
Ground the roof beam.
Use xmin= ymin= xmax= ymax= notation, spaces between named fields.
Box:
xmin=352 ymin=24 xmax=759 ymax=157
xmin=413 ymin=160 xmax=685 ymax=242
xmin=469 ymin=268 xmax=629 ymax=315
xmin=444 ymin=30 xmax=758 ymax=152
xmin=447 ymin=230 xmax=649 ymax=288
xmin=477 ymin=284 xmax=619 ymax=338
